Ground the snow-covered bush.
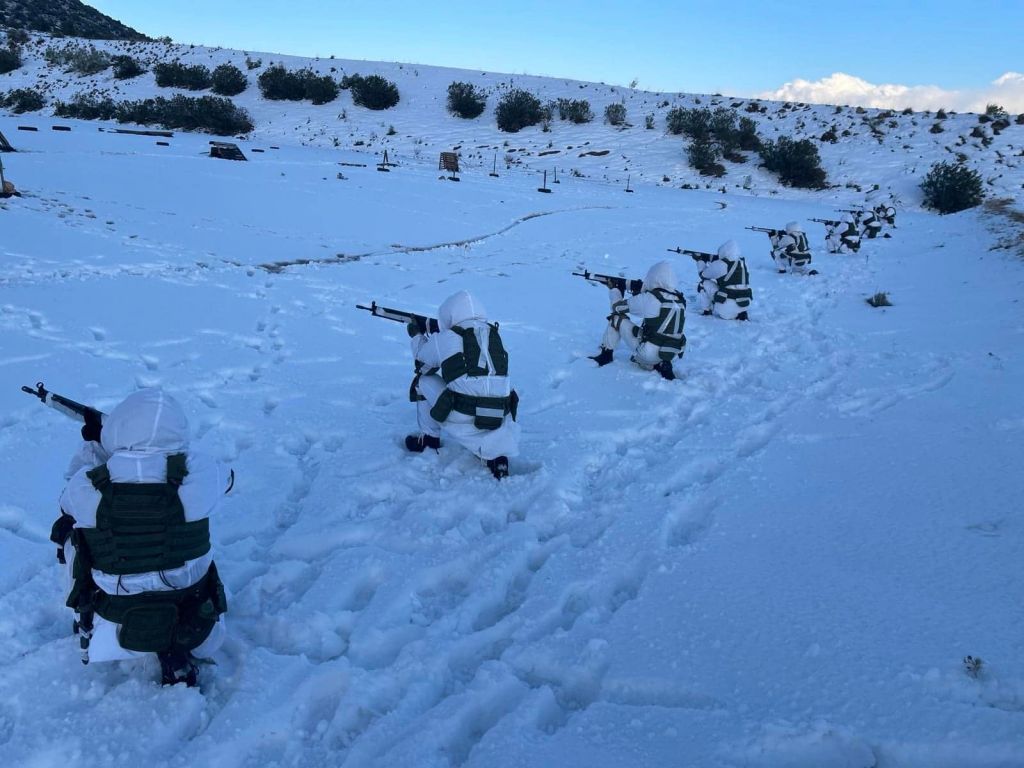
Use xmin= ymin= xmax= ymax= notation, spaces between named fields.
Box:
xmin=644 ymin=113 xmax=654 ymax=129
xmin=212 ymin=64 xmax=248 ymax=96
xmin=979 ymin=104 xmax=1008 ymax=124
xmin=605 ymin=102 xmax=627 ymax=126
xmin=687 ymin=137 xmax=725 ymax=177
xmin=1 ymin=88 xmax=44 ymax=113
xmin=736 ymin=116 xmax=760 ymax=151
xmin=0 ymin=48 xmax=22 ymax=75
xmin=346 ymin=74 xmax=399 ymax=110
xmin=154 ymin=62 xmax=212 ymax=90
xmin=920 ymin=161 xmax=984 ymax=213
xmin=556 ymin=98 xmax=593 ymax=124
xmin=112 ymin=55 xmax=145 ymax=80
xmin=495 ymin=89 xmax=543 ymax=132
xmin=446 ymin=81 xmax=486 ymax=119
xmin=245 ymin=56 xmax=262 ymax=70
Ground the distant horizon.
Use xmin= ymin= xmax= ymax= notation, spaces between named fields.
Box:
xmin=84 ymin=0 xmax=1024 ymax=112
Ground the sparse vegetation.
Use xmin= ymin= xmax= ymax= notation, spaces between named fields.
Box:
xmin=495 ymin=89 xmax=544 ymax=133
xmin=644 ymin=113 xmax=654 ymax=130
xmin=930 ymin=122 xmax=944 ymax=133
xmin=44 ymin=44 xmax=110 ymax=75
xmin=1 ymin=88 xmax=45 ymax=113
xmin=605 ymin=102 xmax=627 ymax=126
xmin=866 ymin=292 xmax=892 ymax=308
xmin=446 ymin=81 xmax=486 ymax=119
xmin=111 ymin=55 xmax=145 ymax=80
xmin=759 ymin=136 xmax=827 ymax=189
xmin=245 ymin=57 xmax=262 ymax=71
xmin=154 ymin=62 xmax=212 ymax=90
xmin=920 ymin=161 xmax=984 ymax=213
xmin=345 ymin=74 xmax=399 ymax=110
xmin=211 ymin=64 xmax=248 ymax=96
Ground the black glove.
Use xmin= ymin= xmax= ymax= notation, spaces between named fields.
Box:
xmin=628 ymin=279 xmax=644 ymax=295
xmin=81 ymin=410 xmax=102 ymax=443
xmin=407 ymin=321 xmax=421 ymax=338
xmin=50 ymin=512 xmax=76 ymax=564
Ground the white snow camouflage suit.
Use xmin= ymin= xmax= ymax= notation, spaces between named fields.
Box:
xmin=600 ymin=260 xmax=687 ymax=367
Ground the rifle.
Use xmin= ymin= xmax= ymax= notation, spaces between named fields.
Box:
xmin=21 ymin=382 xmax=104 ymax=424
xmin=357 ymin=301 xmax=440 ymax=334
xmin=746 ymin=226 xmax=781 ymax=236
xmin=810 ymin=218 xmax=841 ymax=226
xmin=667 ymin=247 xmax=713 ymax=263
xmin=572 ymin=270 xmax=643 ymax=295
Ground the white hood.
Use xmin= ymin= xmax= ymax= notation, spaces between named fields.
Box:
xmin=717 ymin=240 xmax=741 ymax=260
xmin=100 ymin=388 xmax=189 ymax=455
xmin=438 ymin=291 xmax=488 ymax=331
xmin=643 ymin=261 xmax=678 ymax=292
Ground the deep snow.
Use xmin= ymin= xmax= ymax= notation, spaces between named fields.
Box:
xmin=0 ymin=45 xmax=1023 ymax=768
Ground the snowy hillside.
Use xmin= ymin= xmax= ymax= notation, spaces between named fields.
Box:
xmin=1 ymin=32 xmax=1023 ymax=205
xmin=2 ymin=35 xmax=1024 ymax=768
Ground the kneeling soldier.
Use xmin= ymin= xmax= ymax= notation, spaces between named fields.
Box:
xmin=406 ymin=291 xmax=520 ymax=479
xmin=54 ymin=388 xmax=232 ymax=687
xmin=590 ymin=260 xmax=686 ymax=381
xmin=698 ymin=240 xmax=752 ymax=320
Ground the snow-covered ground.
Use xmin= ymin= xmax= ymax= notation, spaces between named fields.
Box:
xmin=1 ymin=63 xmax=1024 ymax=768
xmin=1 ymin=33 xmax=1023 ymax=204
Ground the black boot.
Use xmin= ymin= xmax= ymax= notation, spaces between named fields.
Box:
xmin=701 ymin=309 xmax=712 ymax=316
xmin=589 ymin=347 xmax=614 ymax=367
xmin=654 ymin=360 xmax=676 ymax=381
xmin=158 ymin=650 xmax=198 ymax=687
xmin=736 ymin=311 xmax=749 ymax=321
xmin=486 ymin=456 xmax=509 ymax=479
xmin=405 ymin=434 xmax=441 ymax=453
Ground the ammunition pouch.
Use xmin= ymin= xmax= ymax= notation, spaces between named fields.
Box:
xmin=429 ymin=389 xmax=517 ymax=430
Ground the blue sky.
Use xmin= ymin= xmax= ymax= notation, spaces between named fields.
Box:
xmin=88 ymin=0 xmax=1022 ymax=96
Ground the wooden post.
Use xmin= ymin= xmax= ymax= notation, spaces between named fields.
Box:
xmin=537 ymin=170 xmax=551 ymax=193
xmin=625 ymin=175 xmax=634 ymax=193
xmin=0 ymin=156 xmax=6 ymax=189
xmin=489 ymin=152 xmax=499 ymax=178
xmin=552 ymin=166 xmax=560 ymax=184
xmin=377 ymin=149 xmax=391 ymax=172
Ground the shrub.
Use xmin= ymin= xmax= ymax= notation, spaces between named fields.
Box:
xmin=983 ymin=103 xmax=1008 ymax=121
xmin=666 ymin=106 xmax=709 ymax=138
xmin=901 ymin=107 xmax=913 ymax=115
xmin=936 ymin=108 xmax=948 ymax=119
xmin=554 ymin=98 xmax=592 ymax=123
xmin=736 ymin=116 xmax=760 ymax=151
xmin=495 ymin=89 xmax=543 ymax=132
xmin=605 ymin=102 xmax=627 ymax=126
xmin=260 ymin=65 xmax=338 ymax=104
xmin=118 ymin=95 xmax=254 ymax=135
xmin=54 ymin=95 xmax=118 ymax=120
xmin=820 ymin=127 xmax=838 ymax=143
xmin=687 ymin=137 xmax=725 ymax=176
xmin=645 ymin=113 xmax=655 ymax=129
xmin=447 ymin=81 xmax=486 ymax=119
xmin=0 ymin=48 xmax=22 ymax=75
xmin=112 ymin=55 xmax=145 ymax=80
xmin=45 ymin=45 xmax=111 ymax=75
xmin=759 ymin=136 xmax=827 ymax=188
xmin=347 ymin=74 xmax=398 ymax=110
xmin=245 ymin=57 xmax=262 ymax=70
xmin=1017 ymin=113 xmax=1024 ymax=125
xmin=259 ymin=65 xmax=306 ymax=100
xmin=930 ymin=121 xmax=944 ymax=133
xmin=920 ymin=161 xmax=984 ymax=213
xmin=866 ymin=292 xmax=892 ymax=307
xmin=6 ymin=28 xmax=30 ymax=46
xmin=211 ymin=64 xmax=247 ymax=96
xmin=302 ymin=71 xmax=339 ymax=105
xmin=154 ymin=62 xmax=212 ymax=90
xmin=2 ymin=88 xmax=44 ymax=113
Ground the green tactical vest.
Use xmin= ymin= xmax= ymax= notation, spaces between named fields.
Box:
xmin=641 ymin=287 xmax=687 ymax=356
xmin=715 ymin=258 xmax=753 ymax=307
xmin=431 ymin=324 xmax=517 ymax=430
xmin=81 ymin=454 xmax=211 ymax=576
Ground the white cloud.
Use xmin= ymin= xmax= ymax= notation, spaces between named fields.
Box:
xmin=756 ymin=72 xmax=1024 ymax=113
